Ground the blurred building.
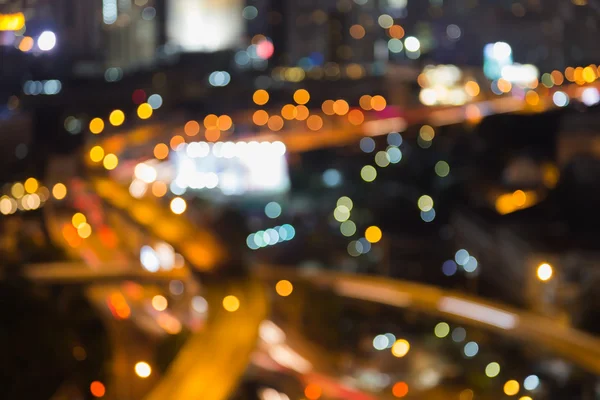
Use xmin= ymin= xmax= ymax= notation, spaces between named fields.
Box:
xmin=0 ymin=0 xmax=162 ymax=79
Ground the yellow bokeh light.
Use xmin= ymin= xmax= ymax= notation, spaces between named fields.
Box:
xmin=359 ymin=95 xmax=373 ymax=110
xmin=152 ymin=295 xmax=168 ymax=311
xmin=361 ymin=165 xmax=377 ymax=182
xmin=295 ymin=105 xmax=309 ymax=120
xmin=333 ymin=99 xmax=350 ymax=115
xmin=137 ymin=103 xmax=153 ymax=120
xmin=253 ymin=110 xmax=269 ymax=126
xmin=293 ymin=89 xmax=310 ymax=105
xmin=154 ymin=143 xmax=169 ymax=160
xmin=77 ymin=223 xmax=92 ymax=239
xmin=537 ymin=263 xmax=553 ymax=281
xmin=253 ymin=89 xmax=269 ymax=105
xmin=365 ymin=226 xmax=382 ymax=243
xmin=222 ymin=295 xmax=240 ymax=312
xmin=109 ymin=109 xmax=125 ymax=126
xmin=268 ymin=115 xmax=284 ymax=131
xmin=306 ymin=115 xmax=323 ymax=131
xmin=519 ymin=397 xmax=533 ymax=400
xmin=504 ymin=380 xmax=520 ymax=396
xmin=24 ymin=177 xmax=38 ymax=194
xmin=322 ymin=99 xmax=335 ymax=115
xmin=420 ymin=125 xmax=435 ymax=141
xmin=371 ymin=95 xmax=387 ymax=111
xmin=89 ymin=118 xmax=104 ymax=134
xmin=275 ymin=280 xmax=293 ymax=297
xmin=418 ymin=195 xmax=434 ymax=212
xmin=11 ymin=182 xmax=25 ymax=198
xmin=281 ymin=104 xmax=298 ymax=120
xmin=90 ymin=146 xmax=105 ymax=163
xmin=72 ymin=213 xmax=87 ymax=228
xmin=52 ymin=183 xmax=67 ymax=200
xmin=465 ymin=81 xmax=480 ymax=97
xmin=103 ymin=154 xmax=119 ymax=170
xmin=217 ymin=115 xmax=233 ymax=130
xmin=134 ymin=361 xmax=152 ymax=378
xmin=391 ymin=339 xmax=410 ymax=357
xmin=583 ymin=66 xmax=596 ymax=83
xmin=170 ymin=197 xmax=187 ymax=214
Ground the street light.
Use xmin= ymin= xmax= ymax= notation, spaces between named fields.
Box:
xmin=537 ymin=263 xmax=553 ymax=282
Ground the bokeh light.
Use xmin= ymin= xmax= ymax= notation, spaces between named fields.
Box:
xmin=365 ymin=226 xmax=382 ymax=243
xmin=391 ymin=339 xmax=410 ymax=357
xmin=89 ymin=118 xmax=104 ymax=134
xmin=90 ymin=381 xmax=106 ymax=398
xmin=275 ymin=280 xmax=293 ymax=296
xmin=137 ymin=103 xmax=153 ymax=119
xmin=103 ymin=154 xmax=119 ymax=170
xmin=135 ymin=361 xmax=152 ymax=378
xmin=109 ymin=109 xmax=125 ymax=126
xmin=52 ymin=183 xmax=67 ymax=200
xmin=392 ymin=381 xmax=409 ymax=398
xmin=485 ymin=362 xmax=501 ymax=378
xmin=222 ymin=295 xmax=240 ymax=312
xmin=504 ymin=380 xmax=520 ymax=396
xmin=253 ymin=89 xmax=269 ymax=105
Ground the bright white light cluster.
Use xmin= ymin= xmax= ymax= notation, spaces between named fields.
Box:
xmin=247 ymin=224 xmax=295 ymax=250
xmin=140 ymin=242 xmax=180 ymax=272
xmin=172 ymin=141 xmax=290 ymax=196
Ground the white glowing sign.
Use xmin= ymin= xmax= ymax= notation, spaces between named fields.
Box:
xmin=172 ymin=141 xmax=289 ymax=196
xmin=167 ymin=0 xmax=244 ymax=52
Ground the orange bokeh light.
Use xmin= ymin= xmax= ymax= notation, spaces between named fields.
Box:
xmin=392 ymin=381 xmax=409 ymax=398
xmin=388 ymin=25 xmax=405 ymax=39
xmin=268 ymin=115 xmax=284 ymax=131
xmin=253 ymin=110 xmax=269 ymax=126
xmin=348 ymin=109 xmax=364 ymax=125
xmin=295 ymin=105 xmax=309 ymax=120
xmin=170 ymin=135 xmax=185 ymax=150
xmin=371 ymin=95 xmax=387 ymax=111
xmin=322 ymin=100 xmax=335 ymax=115
xmin=204 ymin=114 xmax=219 ymax=129
xmin=154 ymin=143 xmax=169 ymax=160
xmin=281 ymin=104 xmax=298 ymax=120
xmin=184 ymin=120 xmax=200 ymax=136
xmin=205 ymin=129 xmax=221 ymax=141
xmin=359 ymin=95 xmax=373 ymax=110
xmin=333 ymin=99 xmax=349 ymax=115
xmin=305 ymin=384 xmax=322 ymax=400
xmin=306 ymin=115 xmax=323 ymax=131
xmin=217 ymin=115 xmax=233 ymax=130
xmin=90 ymin=381 xmax=106 ymax=398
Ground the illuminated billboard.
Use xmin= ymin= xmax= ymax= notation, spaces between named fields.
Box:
xmin=167 ymin=0 xmax=244 ymax=52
